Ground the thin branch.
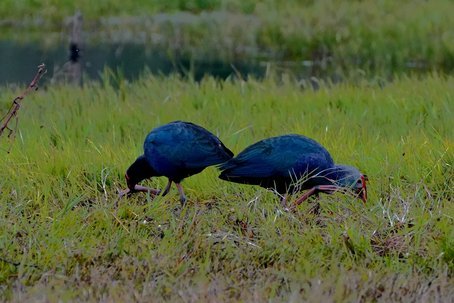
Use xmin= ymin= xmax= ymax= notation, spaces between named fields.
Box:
xmin=0 ymin=63 xmax=47 ymax=151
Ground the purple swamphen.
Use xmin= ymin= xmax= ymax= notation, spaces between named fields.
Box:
xmin=120 ymin=121 xmax=234 ymax=204
xmin=219 ymin=134 xmax=367 ymax=209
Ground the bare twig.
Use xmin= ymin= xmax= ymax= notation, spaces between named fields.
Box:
xmin=0 ymin=64 xmax=47 ymax=151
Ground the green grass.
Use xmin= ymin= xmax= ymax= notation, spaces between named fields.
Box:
xmin=0 ymin=72 xmax=453 ymax=301
xmin=1 ymin=0 xmax=453 ymax=73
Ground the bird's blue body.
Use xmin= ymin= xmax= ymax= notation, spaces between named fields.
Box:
xmin=143 ymin=121 xmax=233 ymax=182
xmin=219 ymin=134 xmax=365 ymax=199
xmin=123 ymin=121 xmax=233 ymax=204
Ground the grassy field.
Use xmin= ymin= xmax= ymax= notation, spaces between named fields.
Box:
xmin=1 ymin=0 xmax=453 ymax=73
xmin=0 ymin=72 xmax=452 ymax=301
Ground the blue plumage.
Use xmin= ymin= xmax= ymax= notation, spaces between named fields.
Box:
xmin=122 ymin=121 xmax=233 ymax=204
xmin=219 ymin=134 xmax=367 ymax=207
xmin=144 ymin=122 xmax=233 ymax=181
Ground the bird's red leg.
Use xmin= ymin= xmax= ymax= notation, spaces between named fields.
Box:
xmin=133 ymin=184 xmax=161 ymax=195
xmin=118 ymin=185 xmax=161 ymax=198
xmin=161 ymin=180 xmax=172 ymax=196
xmin=291 ymin=187 xmax=317 ymax=209
xmin=290 ymin=185 xmax=339 ymax=211
xmin=175 ymin=183 xmax=187 ymax=205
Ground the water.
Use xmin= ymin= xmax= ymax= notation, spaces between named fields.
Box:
xmin=2 ymin=39 xmax=431 ymax=87
xmin=0 ymin=40 xmax=266 ymax=85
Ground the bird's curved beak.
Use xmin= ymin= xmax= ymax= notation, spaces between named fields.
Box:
xmin=125 ymin=173 xmax=135 ymax=191
xmin=118 ymin=173 xmax=134 ymax=198
xmin=357 ymin=174 xmax=368 ymax=203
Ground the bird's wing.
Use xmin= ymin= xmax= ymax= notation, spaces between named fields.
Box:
xmin=219 ymin=140 xmax=293 ymax=177
xmin=144 ymin=121 xmax=233 ymax=170
xmin=220 ymin=135 xmax=334 ymax=179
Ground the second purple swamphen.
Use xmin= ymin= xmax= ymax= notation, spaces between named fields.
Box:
xmin=219 ymin=134 xmax=367 ymax=209
xmin=120 ymin=121 xmax=233 ymax=204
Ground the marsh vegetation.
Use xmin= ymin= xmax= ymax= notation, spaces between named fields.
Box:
xmin=0 ymin=1 xmax=453 ymax=302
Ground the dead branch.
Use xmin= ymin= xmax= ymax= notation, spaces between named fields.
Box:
xmin=51 ymin=11 xmax=83 ymax=85
xmin=0 ymin=64 xmax=47 ymax=151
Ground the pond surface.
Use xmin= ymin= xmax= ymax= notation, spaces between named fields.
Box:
xmin=0 ymin=40 xmax=272 ymax=85
xmin=2 ymin=39 xmax=434 ymax=86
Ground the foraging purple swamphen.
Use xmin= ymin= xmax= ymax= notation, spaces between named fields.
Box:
xmin=120 ymin=121 xmax=234 ymax=204
xmin=219 ymin=134 xmax=367 ymax=209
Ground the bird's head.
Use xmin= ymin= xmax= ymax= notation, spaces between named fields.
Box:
xmin=125 ymin=155 xmax=156 ymax=191
xmin=325 ymin=165 xmax=368 ymax=203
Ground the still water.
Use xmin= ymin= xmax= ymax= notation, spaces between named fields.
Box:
xmin=0 ymin=40 xmax=267 ymax=85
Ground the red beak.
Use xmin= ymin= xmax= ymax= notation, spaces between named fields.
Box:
xmin=125 ymin=173 xmax=135 ymax=191
xmin=359 ymin=175 xmax=368 ymax=203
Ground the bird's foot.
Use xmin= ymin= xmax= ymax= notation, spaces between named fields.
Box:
xmin=179 ymin=196 xmax=187 ymax=206
xmin=118 ymin=188 xmax=130 ymax=199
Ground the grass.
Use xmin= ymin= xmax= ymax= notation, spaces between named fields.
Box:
xmin=0 ymin=72 xmax=453 ymax=302
xmin=1 ymin=0 xmax=453 ymax=73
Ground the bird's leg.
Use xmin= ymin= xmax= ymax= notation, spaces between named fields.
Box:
xmin=161 ymin=180 xmax=172 ymax=196
xmin=133 ymin=184 xmax=161 ymax=195
xmin=290 ymin=185 xmax=339 ymax=211
xmin=118 ymin=185 xmax=161 ymax=199
xmin=280 ymin=193 xmax=288 ymax=208
xmin=175 ymin=183 xmax=187 ymax=206
xmin=289 ymin=187 xmax=317 ymax=210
